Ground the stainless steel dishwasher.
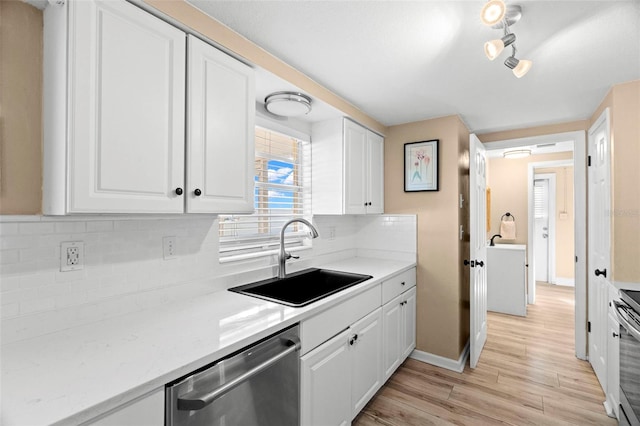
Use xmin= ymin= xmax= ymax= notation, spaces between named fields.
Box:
xmin=166 ymin=325 xmax=300 ymax=426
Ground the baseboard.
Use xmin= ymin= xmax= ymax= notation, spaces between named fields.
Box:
xmin=409 ymin=340 xmax=469 ymax=373
xmin=554 ymin=277 xmax=575 ymax=287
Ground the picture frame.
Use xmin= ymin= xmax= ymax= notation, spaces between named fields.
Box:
xmin=404 ymin=139 xmax=439 ymax=192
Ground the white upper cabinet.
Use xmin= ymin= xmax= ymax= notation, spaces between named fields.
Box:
xmin=312 ymin=118 xmax=384 ymax=215
xmin=366 ymin=130 xmax=385 ymax=214
xmin=186 ymin=35 xmax=255 ymax=214
xmin=44 ymin=0 xmax=186 ymax=214
xmin=43 ymin=1 xmax=255 ymax=215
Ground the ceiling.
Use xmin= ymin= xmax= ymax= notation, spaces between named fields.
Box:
xmin=186 ymin=0 xmax=639 ymax=134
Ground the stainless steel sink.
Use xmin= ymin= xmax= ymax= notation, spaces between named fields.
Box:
xmin=229 ymin=268 xmax=372 ymax=307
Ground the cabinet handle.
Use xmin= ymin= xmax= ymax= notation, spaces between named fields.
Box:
xmin=595 ymin=268 xmax=607 ymax=278
xmin=613 ymin=332 xmax=619 ymax=338
xmin=349 ymin=334 xmax=358 ymax=346
xmin=175 ymin=187 xmax=183 ymax=196
xmin=401 ymin=281 xmax=405 ymax=286
xmin=475 ymin=260 xmax=484 ymax=268
xmin=194 ymin=188 xmax=202 ymax=196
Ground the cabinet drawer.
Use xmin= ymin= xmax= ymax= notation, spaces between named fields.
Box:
xmin=382 ymin=268 xmax=416 ymax=305
xmin=301 ymin=284 xmax=381 ymax=355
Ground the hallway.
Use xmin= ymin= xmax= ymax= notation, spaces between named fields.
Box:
xmin=355 ymin=283 xmax=615 ymax=425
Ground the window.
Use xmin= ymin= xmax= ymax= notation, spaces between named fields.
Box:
xmin=219 ymin=127 xmax=311 ymax=261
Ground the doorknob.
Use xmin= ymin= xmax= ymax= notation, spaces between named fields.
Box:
xmin=595 ymin=268 xmax=607 ymax=278
xmin=464 ymin=260 xmax=475 ymax=267
xmin=475 ymin=260 xmax=484 ymax=267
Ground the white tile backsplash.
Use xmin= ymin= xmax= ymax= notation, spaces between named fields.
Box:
xmin=0 ymin=214 xmax=416 ymax=343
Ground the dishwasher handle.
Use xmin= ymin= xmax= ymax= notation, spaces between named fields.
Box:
xmin=177 ymin=336 xmax=301 ymax=411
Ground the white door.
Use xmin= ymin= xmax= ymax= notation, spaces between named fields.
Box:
xmin=366 ymin=131 xmax=385 ymax=214
xmin=587 ymin=108 xmax=611 ymax=392
xmin=350 ymin=309 xmax=382 ymax=419
xmin=186 ymin=35 xmax=255 ymax=214
xmin=68 ymin=0 xmax=186 ymax=213
xmin=301 ymin=329 xmax=351 ymax=426
xmin=344 ymin=120 xmax=368 ymax=214
xmin=470 ymin=133 xmax=488 ymax=369
xmin=534 ymin=179 xmax=550 ymax=282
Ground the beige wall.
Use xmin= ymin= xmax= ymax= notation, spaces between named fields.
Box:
xmin=535 ymin=166 xmax=575 ymax=280
xmin=590 ymin=80 xmax=640 ymax=284
xmin=487 ymin=152 xmax=573 ymax=245
xmin=385 ymin=115 xmax=468 ymax=360
xmin=0 ymin=1 xmax=43 ymax=214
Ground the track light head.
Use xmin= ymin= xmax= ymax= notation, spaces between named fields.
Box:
xmin=484 ymin=33 xmax=516 ymax=60
xmin=504 ymin=56 xmax=532 ymax=78
xmin=480 ymin=0 xmax=506 ymax=26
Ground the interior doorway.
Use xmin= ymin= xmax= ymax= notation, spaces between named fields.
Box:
xmin=533 ymin=174 xmax=555 ymax=284
xmin=479 ymin=130 xmax=587 ymax=360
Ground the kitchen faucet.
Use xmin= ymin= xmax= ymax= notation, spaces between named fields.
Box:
xmin=278 ymin=218 xmax=319 ymax=279
xmin=490 ymin=234 xmax=502 ymax=246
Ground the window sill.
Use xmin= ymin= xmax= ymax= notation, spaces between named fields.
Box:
xmin=219 ymin=245 xmax=312 ymax=264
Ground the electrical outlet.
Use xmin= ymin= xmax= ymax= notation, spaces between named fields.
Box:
xmin=163 ymin=236 xmax=177 ymax=260
xmin=328 ymin=226 xmax=336 ymax=241
xmin=60 ymin=241 xmax=84 ymax=272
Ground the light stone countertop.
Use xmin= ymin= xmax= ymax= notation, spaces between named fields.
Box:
xmin=1 ymin=256 xmax=415 ymax=426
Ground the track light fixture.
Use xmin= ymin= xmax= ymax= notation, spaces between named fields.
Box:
xmin=480 ymin=0 xmax=532 ymax=78
xmin=484 ymin=33 xmax=515 ymax=61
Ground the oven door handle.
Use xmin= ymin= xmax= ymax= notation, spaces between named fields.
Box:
xmin=177 ymin=337 xmax=301 ymax=411
xmin=613 ymin=300 xmax=640 ymax=341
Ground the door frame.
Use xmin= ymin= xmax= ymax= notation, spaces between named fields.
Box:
xmin=482 ymin=130 xmax=587 ymax=360
xmin=532 ymin=173 xmax=557 ymax=288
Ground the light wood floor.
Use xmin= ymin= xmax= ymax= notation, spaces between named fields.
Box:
xmin=354 ymin=283 xmax=616 ymax=425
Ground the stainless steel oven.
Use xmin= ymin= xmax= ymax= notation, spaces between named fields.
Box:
xmin=166 ymin=324 xmax=300 ymax=426
xmin=614 ymin=290 xmax=640 ymax=426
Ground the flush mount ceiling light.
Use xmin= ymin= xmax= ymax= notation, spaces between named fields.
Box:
xmin=264 ymin=91 xmax=312 ymax=117
xmin=481 ymin=1 xmax=532 ymax=78
xmin=503 ymin=149 xmax=531 ymax=159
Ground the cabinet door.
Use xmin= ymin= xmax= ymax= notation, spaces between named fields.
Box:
xmin=382 ymin=295 xmax=403 ymax=380
xmin=68 ymin=0 xmax=185 ymax=213
xmin=351 ymin=308 xmax=382 ymax=418
xmin=301 ymin=329 xmax=351 ymax=426
xmin=402 ymin=287 xmax=417 ymax=360
xmin=186 ymin=35 xmax=255 ymax=213
xmin=344 ymin=120 xmax=368 ymax=214
xmin=367 ymin=131 xmax=384 ymax=214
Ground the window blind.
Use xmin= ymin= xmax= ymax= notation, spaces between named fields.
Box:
xmin=219 ymin=127 xmax=312 ymax=260
xmin=534 ymin=180 xmax=548 ymax=219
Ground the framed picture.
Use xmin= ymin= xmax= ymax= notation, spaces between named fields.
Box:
xmin=404 ymin=140 xmax=439 ymax=192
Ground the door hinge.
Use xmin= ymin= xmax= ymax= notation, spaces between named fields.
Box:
xmin=587 ymin=321 xmax=591 ymax=333
xmin=575 ymin=255 xmax=578 ymax=263
xmin=587 ymin=155 xmax=591 ymax=167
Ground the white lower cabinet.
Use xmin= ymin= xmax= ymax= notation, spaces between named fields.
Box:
xmin=301 ymin=329 xmax=356 ymax=426
xmin=86 ymin=388 xmax=164 ymax=426
xmin=301 ymin=309 xmax=382 ymax=425
xmin=382 ymin=286 xmax=416 ymax=381
xmin=301 ymin=267 xmax=416 ymax=425
xmin=350 ymin=309 xmax=383 ymax=417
